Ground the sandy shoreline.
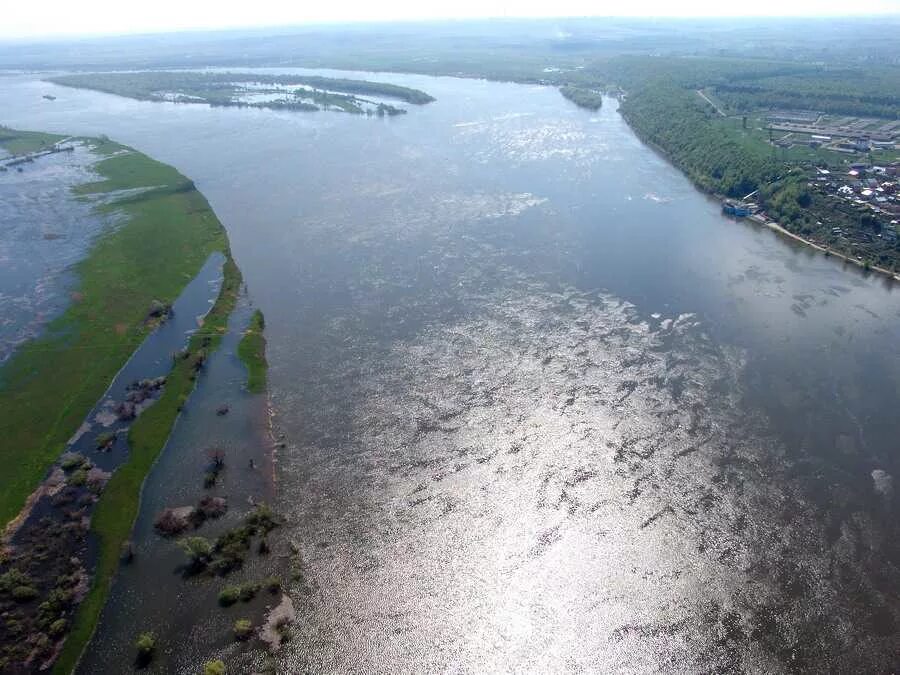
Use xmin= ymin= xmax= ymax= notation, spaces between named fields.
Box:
xmin=753 ymin=215 xmax=900 ymax=282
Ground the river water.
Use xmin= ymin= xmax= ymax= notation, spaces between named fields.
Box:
xmin=2 ymin=69 xmax=899 ymax=672
xmin=0 ymin=143 xmax=108 ymax=361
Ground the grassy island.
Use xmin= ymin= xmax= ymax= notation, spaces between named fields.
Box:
xmin=238 ymin=310 xmax=268 ymax=394
xmin=559 ymin=86 xmax=603 ymax=110
xmin=0 ymin=128 xmax=245 ymax=672
xmin=0 ymin=131 xmax=230 ymax=529
xmin=47 ymin=71 xmax=435 ymax=116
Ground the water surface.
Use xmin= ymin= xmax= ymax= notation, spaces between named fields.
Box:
xmin=2 ymin=69 xmax=899 ymax=672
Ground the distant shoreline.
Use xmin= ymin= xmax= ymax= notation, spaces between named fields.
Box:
xmin=616 ymin=100 xmax=899 ymax=284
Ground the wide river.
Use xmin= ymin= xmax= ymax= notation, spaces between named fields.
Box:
xmin=2 ymin=69 xmax=899 ymax=672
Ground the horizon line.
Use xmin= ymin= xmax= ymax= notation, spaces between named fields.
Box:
xmin=3 ymin=12 xmax=900 ymax=44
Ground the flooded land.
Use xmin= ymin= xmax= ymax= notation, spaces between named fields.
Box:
xmin=1 ymin=68 xmax=899 ymax=672
xmin=0 ymin=144 xmax=103 ymax=361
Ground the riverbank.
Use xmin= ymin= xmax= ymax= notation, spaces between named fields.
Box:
xmin=52 ymin=255 xmax=242 ymax=674
xmin=759 ymin=216 xmax=900 ymax=281
xmin=0 ymin=131 xmax=229 ymax=530
xmin=614 ymin=104 xmax=900 ymax=283
xmin=0 ymin=129 xmax=244 ymax=672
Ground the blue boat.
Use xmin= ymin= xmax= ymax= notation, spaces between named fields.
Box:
xmin=722 ymin=201 xmax=750 ymax=217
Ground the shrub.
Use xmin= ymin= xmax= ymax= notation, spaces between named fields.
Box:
xmin=135 ymin=632 xmax=156 ymax=665
xmin=95 ymin=431 xmax=116 ymax=450
xmin=203 ymin=659 xmax=226 ymax=675
xmin=11 ymin=585 xmax=38 ymax=602
xmin=60 ymin=452 xmax=87 ymax=472
xmin=238 ymin=582 xmax=259 ymax=602
xmin=48 ymin=618 xmax=67 ymax=636
xmin=233 ymin=618 xmax=253 ymax=641
xmin=121 ymin=541 xmax=135 ymax=563
xmin=67 ymin=468 xmax=88 ymax=487
xmin=178 ymin=536 xmax=212 ymax=571
xmin=264 ymin=576 xmax=281 ymax=594
xmin=155 ymin=508 xmax=192 ymax=536
xmin=197 ymin=496 xmax=227 ymax=519
xmin=218 ymin=585 xmax=241 ymax=607
xmin=0 ymin=569 xmax=31 ymax=593
xmin=245 ymin=504 xmax=280 ymax=535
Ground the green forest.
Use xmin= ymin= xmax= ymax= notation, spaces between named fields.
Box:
xmin=559 ymin=86 xmax=603 ymax=110
xmin=564 ymin=55 xmax=900 ymax=269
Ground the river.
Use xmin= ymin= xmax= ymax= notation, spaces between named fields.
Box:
xmin=2 ymin=68 xmax=899 ymax=672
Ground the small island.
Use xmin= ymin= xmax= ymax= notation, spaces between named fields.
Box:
xmin=47 ymin=71 xmax=436 ymax=116
xmin=559 ymin=86 xmax=604 ymax=111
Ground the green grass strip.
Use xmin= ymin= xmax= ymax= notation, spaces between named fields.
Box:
xmin=0 ymin=134 xmax=227 ymax=529
xmin=53 ymin=256 xmax=242 ymax=675
xmin=0 ymin=127 xmax=65 ymax=155
xmin=237 ymin=309 xmax=268 ymax=394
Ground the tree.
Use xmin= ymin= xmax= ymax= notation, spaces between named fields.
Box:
xmin=178 ymin=536 xmax=212 ymax=571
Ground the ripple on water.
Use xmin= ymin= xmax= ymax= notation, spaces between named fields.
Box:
xmin=276 ymin=270 xmax=900 ymax=672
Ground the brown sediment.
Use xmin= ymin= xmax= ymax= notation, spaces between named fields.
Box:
xmin=265 ymin=395 xmax=279 ymax=498
xmin=258 ymin=593 xmax=296 ymax=652
xmin=2 ymin=467 xmax=67 ymax=541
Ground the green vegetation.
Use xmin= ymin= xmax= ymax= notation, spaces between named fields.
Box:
xmin=237 ymin=310 xmax=267 ymax=393
xmin=47 ymin=71 xmax=434 ymax=116
xmin=233 ymin=618 xmax=253 ymax=641
xmin=284 ymin=74 xmax=435 ymax=104
xmin=134 ymin=631 xmax=156 ymax=665
xmin=0 ymin=133 xmax=231 ymax=531
xmin=13 ymin=136 xmax=245 ymax=674
xmin=204 ymin=660 xmax=226 ymax=675
xmin=711 ymin=67 xmax=900 ymax=120
xmin=176 ymin=505 xmax=281 ymax=577
xmin=617 ymin=82 xmax=780 ymax=198
xmin=218 ymin=585 xmax=241 ymax=607
xmin=568 ymin=55 xmax=900 ymax=270
xmin=2 ymin=132 xmax=242 ymax=671
xmin=54 ymin=253 xmax=242 ymax=674
xmin=0 ymin=127 xmax=65 ymax=155
xmin=559 ymin=86 xmax=603 ymax=111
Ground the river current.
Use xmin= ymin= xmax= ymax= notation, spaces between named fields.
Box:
xmin=2 ymin=69 xmax=899 ymax=672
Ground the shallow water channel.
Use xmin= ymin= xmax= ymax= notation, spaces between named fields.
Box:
xmin=2 ymin=69 xmax=900 ymax=671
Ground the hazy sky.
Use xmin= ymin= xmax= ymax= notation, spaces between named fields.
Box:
xmin=4 ymin=0 xmax=900 ymax=39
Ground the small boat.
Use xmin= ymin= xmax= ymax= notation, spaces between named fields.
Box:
xmin=722 ymin=200 xmax=750 ymax=217
xmin=42 ymin=94 xmax=56 ymax=101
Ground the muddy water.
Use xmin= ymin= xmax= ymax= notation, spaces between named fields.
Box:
xmin=1 ymin=70 xmax=899 ymax=671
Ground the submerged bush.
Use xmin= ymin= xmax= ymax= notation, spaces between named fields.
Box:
xmin=233 ymin=618 xmax=253 ymax=641
xmin=218 ymin=585 xmax=241 ymax=607
xmin=59 ymin=452 xmax=87 ymax=472
xmin=178 ymin=536 xmax=213 ymax=572
xmin=67 ymin=468 xmax=88 ymax=487
xmin=11 ymin=585 xmax=38 ymax=602
xmin=135 ymin=631 xmax=156 ymax=665
xmin=238 ymin=582 xmax=260 ymax=602
xmin=0 ymin=569 xmax=31 ymax=594
xmin=203 ymin=659 xmax=226 ymax=675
